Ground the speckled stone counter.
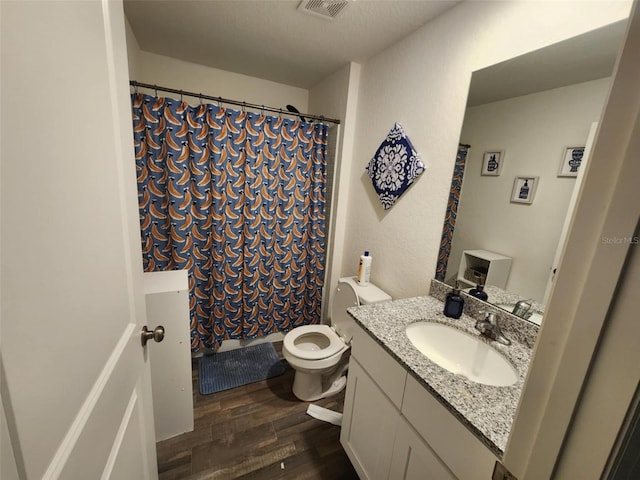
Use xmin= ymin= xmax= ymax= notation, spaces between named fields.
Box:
xmin=347 ymin=294 xmax=537 ymax=458
xmin=483 ymin=285 xmax=546 ymax=315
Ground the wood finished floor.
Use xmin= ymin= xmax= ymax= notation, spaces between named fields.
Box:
xmin=156 ymin=342 xmax=359 ymax=480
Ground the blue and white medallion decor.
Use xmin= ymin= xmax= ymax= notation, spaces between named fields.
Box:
xmin=365 ymin=123 xmax=425 ymax=210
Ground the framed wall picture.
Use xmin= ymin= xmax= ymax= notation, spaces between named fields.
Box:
xmin=558 ymin=146 xmax=585 ymax=177
xmin=481 ymin=150 xmax=504 ymax=176
xmin=511 ymin=176 xmax=539 ymax=204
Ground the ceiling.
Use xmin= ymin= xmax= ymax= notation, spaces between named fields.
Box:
xmin=124 ymin=0 xmax=462 ymax=89
xmin=467 ymin=20 xmax=627 ymax=107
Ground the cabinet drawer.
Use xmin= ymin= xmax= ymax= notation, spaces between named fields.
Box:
xmin=402 ymin=375 xmax=497 ymax=480
xmin=352 ymin=324 xmax=407 ymax=408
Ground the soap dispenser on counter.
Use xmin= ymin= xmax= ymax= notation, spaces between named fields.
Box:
xmin=443 ymin=282 xmax=464 ymax=319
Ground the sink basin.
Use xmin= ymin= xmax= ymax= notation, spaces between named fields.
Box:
xmin=405 ymin=322 xmax=518 ymax=386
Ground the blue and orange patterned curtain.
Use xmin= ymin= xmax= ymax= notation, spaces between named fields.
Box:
xmin=131 ymin=93 xmax=328 ymax=351
xmin=435 ymin=144 xmax=470 ymax=282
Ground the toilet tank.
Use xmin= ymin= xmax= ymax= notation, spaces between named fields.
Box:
xmin=332 ymin=277 xmax=392 ymax=344
xmin=339 ymin=276 xmax=392 ymax=305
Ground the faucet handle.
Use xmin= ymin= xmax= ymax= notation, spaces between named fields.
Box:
xmin=484 ymin=311 xmax=498 ymax=325
xmin=479 ymin=309 xmax=497 ymax=321
xmin=512 ymin=299 xmax=533 ymax=318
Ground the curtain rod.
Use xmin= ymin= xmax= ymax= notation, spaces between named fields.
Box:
xmin=129 ymin=81 xmax=340 ymax=125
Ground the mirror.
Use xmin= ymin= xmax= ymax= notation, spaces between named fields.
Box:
xmin=438 ymin=21 xmax=627 ymax=324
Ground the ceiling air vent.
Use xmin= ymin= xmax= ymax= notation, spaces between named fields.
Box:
xmin=298 ymin=0 xmax=349 ymax=20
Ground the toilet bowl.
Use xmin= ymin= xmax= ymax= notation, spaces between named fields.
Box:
xmin=283 ymin=277 xmax=391 ymax=401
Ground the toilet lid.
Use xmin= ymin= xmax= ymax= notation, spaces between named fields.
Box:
xmin=330 ymin=281 xmax=359 ymax=344
xmin=284 ymin=324 xmax=344 ymax=360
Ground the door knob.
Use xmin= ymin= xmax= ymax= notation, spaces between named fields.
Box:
xmin=141 ymin=325 xmax=165 ymax=346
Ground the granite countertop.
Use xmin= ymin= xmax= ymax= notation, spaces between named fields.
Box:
xmin=483 ymin=285 xmax=545 ymax=314
xmin=347 ymin=295 xmax=535 ymax=458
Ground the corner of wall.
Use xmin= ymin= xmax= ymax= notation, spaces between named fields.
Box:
xmin=123 ymin=14 xmax=141 ymax=79
xmin=307 ymin=61 xmax=361 ymax=320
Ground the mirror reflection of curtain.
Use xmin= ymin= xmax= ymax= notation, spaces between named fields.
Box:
xmin=131 ymin=93 xmax=328 ymax=351
xmin=435 ymin=144 xmax=470 ymax=282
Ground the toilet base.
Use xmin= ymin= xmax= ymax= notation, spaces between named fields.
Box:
xmin=292 ymin=371 xmax=348 ymax=402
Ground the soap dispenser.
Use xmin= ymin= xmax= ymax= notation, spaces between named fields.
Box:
xmin=469 ymin=283 xmax=488 ymax=301
xmin=443 ymin=282 xmax=464 ymax=319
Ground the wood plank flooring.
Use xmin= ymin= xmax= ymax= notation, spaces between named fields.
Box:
xmin=156 ymin=342 xmax=359 ymax=479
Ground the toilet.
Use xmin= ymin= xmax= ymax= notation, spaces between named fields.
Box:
xmin=282 ymin=277 xmax=391 ymax=401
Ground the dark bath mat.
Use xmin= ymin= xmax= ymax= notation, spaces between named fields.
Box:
xmin=198 ymin=342 xmax=286 ymax=395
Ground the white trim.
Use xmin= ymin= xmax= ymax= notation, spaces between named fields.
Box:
xmin=555 ymin=219 xmax=640 ymax=477
xmin=101 ymin=391 xmax=138 ymax=480
xmin=542 ymin=122 xmax=598 ymax=305
xmin=504 ymin=4 xmax=640 ymax=477
xmin=101 ymin=0 xmax=139 ymax=326
xmin=42 ymin=323 xmax=136 ymax=480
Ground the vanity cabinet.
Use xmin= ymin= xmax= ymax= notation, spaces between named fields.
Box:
xmin=341 ymin=323 xmax=407 ymax=479
xmin=341 ymin=324 xmax=498 ymax=480
xmin=388 ymin=417 xmax=456 ymax=480
xmin=341 ymin=358 xmax=401 ymax=480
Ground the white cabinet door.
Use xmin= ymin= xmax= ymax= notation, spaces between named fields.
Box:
xmin=144 ymin=271 xmax=194 ymax=442
xmin=389 ymin=417 xmax=456 ymax=480
xmin=1 ymin=1 xmax=157 ymax=478
xmin=341 ymin=358 xmax=399 ymax=480
xmin=402 ymin=376 xmax=497 ymax=480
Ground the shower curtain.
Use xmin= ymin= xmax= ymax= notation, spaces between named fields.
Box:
xmin=435 ymin=144 xmax=470 ymax=282
xmin=131 ymin=93 xmax=328 ymax=351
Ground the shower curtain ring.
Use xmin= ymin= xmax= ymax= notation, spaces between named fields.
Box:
xmin=199 ymin=93 xmax=203 ymax=106
xmin=180 ymin=90 xmax=183 ymax=102
xmin=260 ymin=105 xmax=265 ymax=115
xmin=153 ymin=84 xmax=158 ymax=97
xmin=242 ymin=102 xmax=246 ymax=113
xmin=218 ymin=97 xmax=222 ymax=108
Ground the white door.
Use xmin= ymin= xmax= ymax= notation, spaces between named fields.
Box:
xmin=1 ymin=1 xmax=158 ymax=479
xmin=542 ymin=122 xmax=598 ymax=305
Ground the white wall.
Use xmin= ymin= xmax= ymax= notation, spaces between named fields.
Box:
xmin=125 ymin=25 xmax=308 ymax=112
xmin=309 ymin=63 xmax=362 ymax=317
xmin=341 ymin=1 xmax=631 ymax=301
xmin=124 ymin=16 xmax=140 ymax=80
xmin=448 ymin=78 xmax=611 ymax=302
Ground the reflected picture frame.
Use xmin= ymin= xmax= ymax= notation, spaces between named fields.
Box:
xmin=481 ymin=150 xmax=504 ymax=176
xmin=558 ymin=146 xmax=585 ymax=177
xmin=511 ymin=176 xmax=539 ymax=204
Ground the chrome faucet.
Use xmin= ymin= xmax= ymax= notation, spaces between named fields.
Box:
xmin=512 ymin=299 xmax=533 ymax=320
xmin=475 ymin=311 xmax=511 ymax=345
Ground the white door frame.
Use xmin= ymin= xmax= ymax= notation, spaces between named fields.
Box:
xmin=504 ymin=1 xmax=640 ymax=477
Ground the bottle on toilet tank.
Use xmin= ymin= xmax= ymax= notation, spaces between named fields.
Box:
xmin=357 ymin=251 xmax=372 ymax=286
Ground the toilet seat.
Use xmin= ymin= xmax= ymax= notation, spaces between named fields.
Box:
xmin=283 ymin=324 xmax=345 ymax=361
xmin=330 ymin=280 xmax=360 ymax=345
xmin=282 ymin=278 xmax=391 ymax=401
xmin=283 ymin=280 xmax=360 ymax=361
